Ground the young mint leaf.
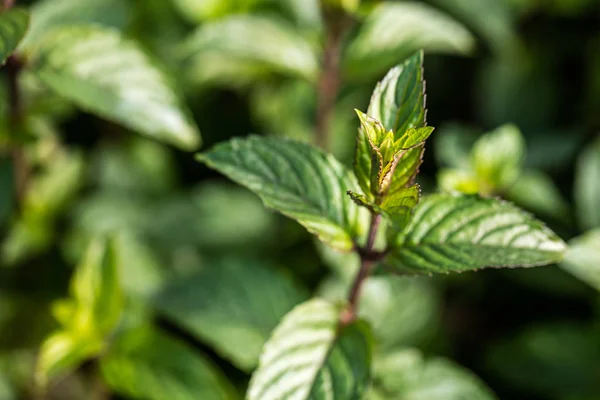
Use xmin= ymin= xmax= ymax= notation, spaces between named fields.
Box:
xmin=438 ymin=168 xmax=480 ymax=194
xmin=370 ymin=349 xmax=497 ymax=399
xmin=19 ymin=0 xmax=130 ymax=51
xmin=155 ymin=259 xmax=307 ymax=371
xmin=30 ymin=26 xmax=200 ymax=150
xmin=471 ymin=124 xmax=525 ymax=193
xmin=560 ymin=230 xmax=600 ymax=291
xmin=35 ymin=331 xmax=103 ymax=388
xmin=247 ymin=299 xmax=371 ymax=400
xmin=179 ymin=15 xmax=319 ymax=83
xmin=197 ymin=136 xmax=369 ymax=251
xmin=0 ymin=8 xmax=29 ymax=64
xmin=354 ymin=52 xmax=427 ymax=198
xmin=343 ymin=3 xmax=474 ymax=80
xmin=387 ymin=194 xmax=567 ymax=274
xmin=575 ymin=136 xmax=600 ymax=230
xmin=101 ymin=327 xmax=237 ymax=400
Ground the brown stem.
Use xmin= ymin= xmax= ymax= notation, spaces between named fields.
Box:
xmin=343 ymin=213 xmax=382 ymax=324
xmin=315 ymin=12 xmax=350 ymax=150
xmin=5 ymin=55 xmax=27 ymax=203
xmin=3 ymin=0 xmax=14 ymax=9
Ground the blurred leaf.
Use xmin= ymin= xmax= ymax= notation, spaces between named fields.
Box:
xmin=487 ymin=323 xmax=600 ymax=398
xmin=281 ymin=0 xmax=322 ymax=30
xmin=91 ymin=138 xmax=177 ymax=195
xmin=0 ymin=371 xmax=15 ymax=400
xmin=20 ymin=0 xmax=131 ymax=51
xmin=560 ymin=230 xmax=600 ymax=292
xmin=438 ymin=168 xmax=480 ymax=194
xmin=36 ymin=330 xmax=103 ymax=388
xmin=429 ymin=0 xmax=519 ymax=56
xmin=471 ymin=124 xmax=524 ymax=193
xmin=525 ymin=129 xmax=582 ymax=171
xmin=69 ymin=237 xmax=123 ymax=336
xmin=0 ymin=8 xmax=29 ymax=64
xmin=156 ymin=258 xmax=307 ymax=371
xmin=575 ymin=136 xmax=600 ymax=230
xmin=173 ymin=0 xmax=267 ymax=23
xmin=31 ymin=26 xmax=200 ymax=150
xmin=316 ymin=239 xmax=360 ymax=281
xmin=387 ymin=194 xmax=567 ymax=274
xmin=2 ymin=146 xmax=84 ymax=265
xmin=434 ymin=123 xmax=479 ymax=169
xmin=319 ymin=275 xmax=439 ymax=350
xmin=343 ymin=3 xmax=474 ymax=80
xmin=101 ymin=327 xmax=236 ymax=400
xmin=355 ymin=52 xmax=426 ymax=198
xmin=370 ymin=348 xmax=497 ymax=399
xmin=198 ymin=136 xmax=369 ymax=251
xmin=0 ymin=158 xmax=13 ymax=227
xmin=180 ymin=15 xmax=319 ymax=83
xmin=247 ymin=299 xmax=371 ymax=400
xmin=506 ymin=170 xmax=570 ymax=223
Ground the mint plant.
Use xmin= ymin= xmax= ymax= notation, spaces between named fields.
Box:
xmin=198 ymin=51 xmax=567 ymax=398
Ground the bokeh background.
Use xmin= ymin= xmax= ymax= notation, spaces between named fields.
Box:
xmin=1 ymin=0 xmax=600 ymax=399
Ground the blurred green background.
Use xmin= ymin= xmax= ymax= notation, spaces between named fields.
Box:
xmin=1 ymin=0 xmax=600 ymax=399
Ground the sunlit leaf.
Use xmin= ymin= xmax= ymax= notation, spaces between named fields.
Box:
xmin=101 ymin=327 xmax=236 ymax=400
xmin=31 ymin=26 xmax=200 ymax=150
xmin=560 ymin=230 xmax=600 ymax=292
xmin=156 ymin=258 xmax=307 ymax=371
xmin=371 ymin=349 xmax=497 ymax=399
xmin=198 ymin=136 xmax=369 ymax=251
xmin=344 ymin=3 xmax=474 ymax=80
xmin=180 ymin=15 xmax=319 ymax=82
xmin=247 ymin=299 xmax=371 ymax=400
xmin=387 ymin=193 xmax=567 ymax=274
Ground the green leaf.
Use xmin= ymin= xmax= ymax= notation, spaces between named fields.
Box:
xmin=506 ymin=170 xmax=570 ymax=222
xmin=387 ymin=193 xmax=567 ymax=274
xmin=155 ymin=258 xmax=307 ymax=371
xmin=433 ymin=123 xmax=479 ymax=169
xmin=197 ymin=136 xmax=369 ymax=251
xmin=31 ymin=26 xmax=200 ymax=150
xmin=560 ymin=230 xmax=600 ymax=291
xmin=471 ymin=124 xmax=525 ymax=192
xmin=438 ymin=168 xmax=480 ymax=194
xmin=371 ymin=349 xmax=497 ymax=399
xmin=319 ymin=275 xmax=439 ymax=351
xmin=575 ymin=136 xmax=600 ymax=230
xmin=172 ymin=0 xmax=265 ymax=23
xmin=354 ymin=52 xmax=427 ymax=198
xmin=343 ymin=3 xmax=474 ymax=80
xmin=0 ymin=8 xmax=29 ymax=64
xmin=179 ymin=15 xmax=319 ymax=82
xmin=20 ymin=0 xmax=130 ymax=51
xmin=70 ymin=237 xmax=123 ymax=335
xmin=101 ymin=327 xmax=236 ymax=400
xmin=247 ymin=299 xmax=371 ymax=400
xmin=35 ymin=330 xmax=103 ymax=388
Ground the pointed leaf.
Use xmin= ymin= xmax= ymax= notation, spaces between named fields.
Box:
xmin=101 ymin=327 xmax=236 ymax=400
xmin=471 ymin=124 xmax=525 ymax=192
xmin=560 ymin=230 xmax=600 ymax=291
xmin=36 ymin=331 xmax=103 ymax=388
xmin=155 ymin=259 xmax=307 ymax=371
xmin=70 ymin=237 xmax=123 ymax=335
xmin=197 ymin=136 xmax=369 ymax=251
xmin=371 ymin=349 xmax=497 ymax=399
xmin=0 ymin=8 xmax=29 ymax=64
xmin=343 ymin=3 xmax=474 ymax=80
xmin=247 ymin=299 xmax=371 ymax=400
xmin=179 ymin=15 xmax=319 ymax=82
xmin=575 ymin=136 xmax=600 ymax=230
xmin=387 ymin=194 xmax=567 ymax=274
xmin=31 ymin=26 xmax=200 ymax=150
xmin=20 ymin=0 xmax=130 ymax=50
xmin=354 ymin=52 xmax=427 ymax=197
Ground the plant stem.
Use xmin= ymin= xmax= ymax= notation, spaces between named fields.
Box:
xmin=5 ymin=54 xmax=27 ymax=203
xmin=343 ymin=213 xmax=382 ymax=324
xmin=3 ymin=0 xmax=14 ymax=9
xmin=315 ymin=11 xmax=349 ymax=150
